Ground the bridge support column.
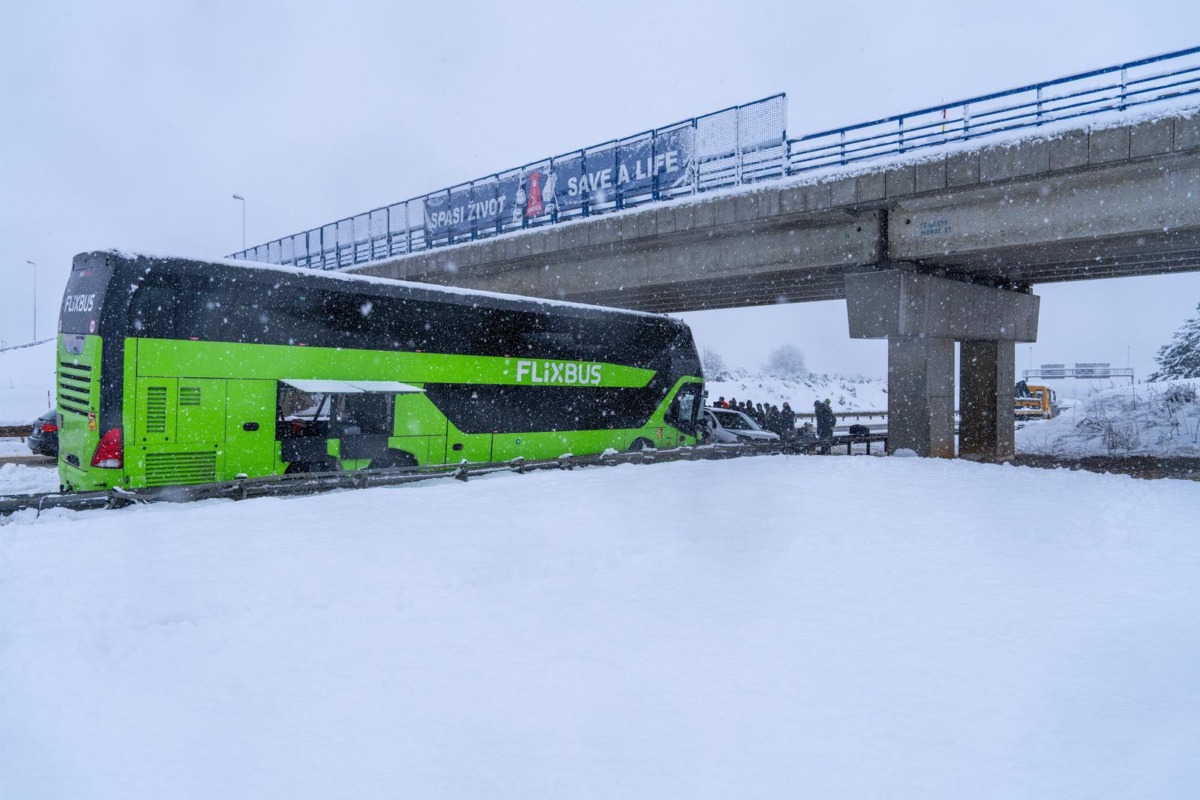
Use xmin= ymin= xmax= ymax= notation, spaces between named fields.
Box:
xmin=887 ymin=337 xmax=956 ymax=457
xmin=845 ymin=270 xmax=1038 ymax=459
xmin=959 ymin=340 xmax=1017 ymax=461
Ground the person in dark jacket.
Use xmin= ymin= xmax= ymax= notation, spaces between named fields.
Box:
xmin=815 ymin=399 xmax=837 ymax=453
xmin=780 ymin=402 xmax=795 ymax=441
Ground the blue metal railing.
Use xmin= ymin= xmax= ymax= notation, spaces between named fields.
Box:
xmin=232 ymin=46 xmax=1200 ymax=270
xmin=787 ymin=45 xmax=1200 ymax=172
xmin=230 ymin=95 xmax=787 ymax=269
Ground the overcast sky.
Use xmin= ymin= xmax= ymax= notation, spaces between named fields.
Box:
xmin=3 ymin=1 xmax=1198 ymax=380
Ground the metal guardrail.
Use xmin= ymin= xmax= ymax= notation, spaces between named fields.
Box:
xmin=1023 ymin=367 xmax=1135 ymax=381
xmin=231 ymin=46 xmax=1200 ymax=272
xmin=1 ymin=440 xmax=801 ymax=519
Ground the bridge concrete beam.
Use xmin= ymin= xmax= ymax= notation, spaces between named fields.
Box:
xmin=364 ymin=211 xmax=883 ymax=313
xmin=846 ymin=270 xmax=1038 ymax=458
xmin=887 ymin=154 xmax=1200 ymax=281
xmin=845 ymin=270 xmax=1040 ymax=342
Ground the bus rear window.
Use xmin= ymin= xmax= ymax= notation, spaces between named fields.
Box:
xmin=60 ymin=260 xmax=113 ymax=334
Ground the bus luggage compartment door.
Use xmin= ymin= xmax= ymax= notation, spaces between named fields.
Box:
xmin=224 ymin=379 xmax=277 ymax=478
xmin=132 ymin=377 xmax=227 ymax=486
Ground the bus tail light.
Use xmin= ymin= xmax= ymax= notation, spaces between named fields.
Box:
xmin=91 ymin=428 xmax=123 ymax=469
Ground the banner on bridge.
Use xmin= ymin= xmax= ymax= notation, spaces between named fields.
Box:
xmin=422 ymin=126 xmax=696 ymax=241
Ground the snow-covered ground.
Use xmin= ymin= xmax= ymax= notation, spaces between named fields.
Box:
xmin=3 ymin=455 xmax=1200 ymax=799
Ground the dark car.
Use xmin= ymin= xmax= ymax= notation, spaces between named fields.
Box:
xmin=27 ymin=408 xmax=59 ymax=457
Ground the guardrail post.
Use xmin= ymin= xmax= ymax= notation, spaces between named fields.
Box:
xmin=690 ymin=119 xmax=699 ymax=194
xmin=735 ymin=105 xmax=744 ymax=185
xmin=963 ymin=103 xmax=971 ymax=139
xmin=1120 ymin=67 xmax=1128 ymax=110
xmin=1036 ymin=86 xmax=1043 ymax=124
xmin=469 ymin=182 xmax=476 ymax=241
xmin=549 ymin=159 xmax=559 ymax=223
xmin=779 ymin=95 xmax=789 ymax=179
xmin=651 ymin=135 xmax=660 ymax=201
xmin=406 ymin=200 xmax=414 ymax=254
xmin=898 ymin=117 xmax=906 ymax=153
xmin=839 ymin=130 xmax=847 ymax=165
xmin=581 ymin=155 xmax=590 ymax=217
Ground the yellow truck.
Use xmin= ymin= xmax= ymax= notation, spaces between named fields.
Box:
xmin=1014 ymin=381 xmax=1058 ymax=419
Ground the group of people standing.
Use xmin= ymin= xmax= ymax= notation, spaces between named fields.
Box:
xmin=710 ymin=395 xmax=839 ymax=447
xmin=712 ymin=396 xmax=796 ymax=439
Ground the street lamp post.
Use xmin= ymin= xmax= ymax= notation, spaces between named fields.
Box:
xmin=232 ymin=194 xmax=246 ymax=251
xmin=25 ymin=260 xmax=36 ymax=342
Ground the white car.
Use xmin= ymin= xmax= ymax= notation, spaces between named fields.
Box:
xmin=702 ymin=407 xmax=781 ymax=443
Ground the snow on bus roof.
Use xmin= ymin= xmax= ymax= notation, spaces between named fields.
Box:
xmin=99 ymin=249 xmax=668 ymax=321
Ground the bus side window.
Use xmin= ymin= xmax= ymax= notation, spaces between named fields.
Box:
xmin=130 ymin=284 xmax=176 ymax=336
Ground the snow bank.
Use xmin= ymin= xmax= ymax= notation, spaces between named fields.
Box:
xmin=0 ymin=340 xmax=55 ymax=426
xmin=0 ymin=463 xmax=61 ymax=495
xmin=1017 ymin=380 xmax=1200 ymax=458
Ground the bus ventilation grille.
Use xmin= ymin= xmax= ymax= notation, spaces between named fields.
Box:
xmin=180 ymin=386 xmax=202 ymax=407
xmin=58 ymin=362 xmax=93 ymax=416
xmin=145 ymin=451 xmax=217 ymax=486
xmin=145 ymin=387 xmax=168 ymax=433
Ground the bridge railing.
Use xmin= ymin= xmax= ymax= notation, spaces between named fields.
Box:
xmin=231 ymin=95 xmax=787 ymax=269
xmin=232 ymin=46 xmax=1200 ymax=270
xmin=787 ymin=45 xmax=1200 ymax=173
xmin=1023 ymin=366 xmax=1135 ymax=382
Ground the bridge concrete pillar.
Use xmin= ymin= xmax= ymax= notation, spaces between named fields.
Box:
xmin=959 ymin=340 xmax=1017 ymax=461
xmin=845 ymin=270 xmax=1038 ymax=459
xmin=887 ymin=337 xmax=956 ymax=457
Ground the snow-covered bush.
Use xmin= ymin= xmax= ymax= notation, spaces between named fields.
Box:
xmin=1149 ymin=304 xmax=1200 ymax=380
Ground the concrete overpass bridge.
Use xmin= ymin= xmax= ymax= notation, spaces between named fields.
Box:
xmin=236 ymin=46 xmax=1200 ymax=461
xmin=354 ymin=111 xmax=1200 ymax=460
xmin=358 ymin=113 xmax=1200 ymax=308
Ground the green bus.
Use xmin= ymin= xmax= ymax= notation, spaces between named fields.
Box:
xmin=55 ymin=251 xmax=705 ymax=491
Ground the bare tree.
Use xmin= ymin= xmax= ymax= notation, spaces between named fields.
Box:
xmin=764 ymin=344 xmax=807 ymax=378
xmin=701 ymin=346 xmax=729 ymax=379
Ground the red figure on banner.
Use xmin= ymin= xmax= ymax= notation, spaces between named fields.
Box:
xmin=526 ymin=170 xmax=544 ymax=217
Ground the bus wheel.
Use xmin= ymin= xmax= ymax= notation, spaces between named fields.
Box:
xmin=370 ymin=450 xmax=417 ymax=470
xmin=628 ymin=437 xmax=655 ymax=452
